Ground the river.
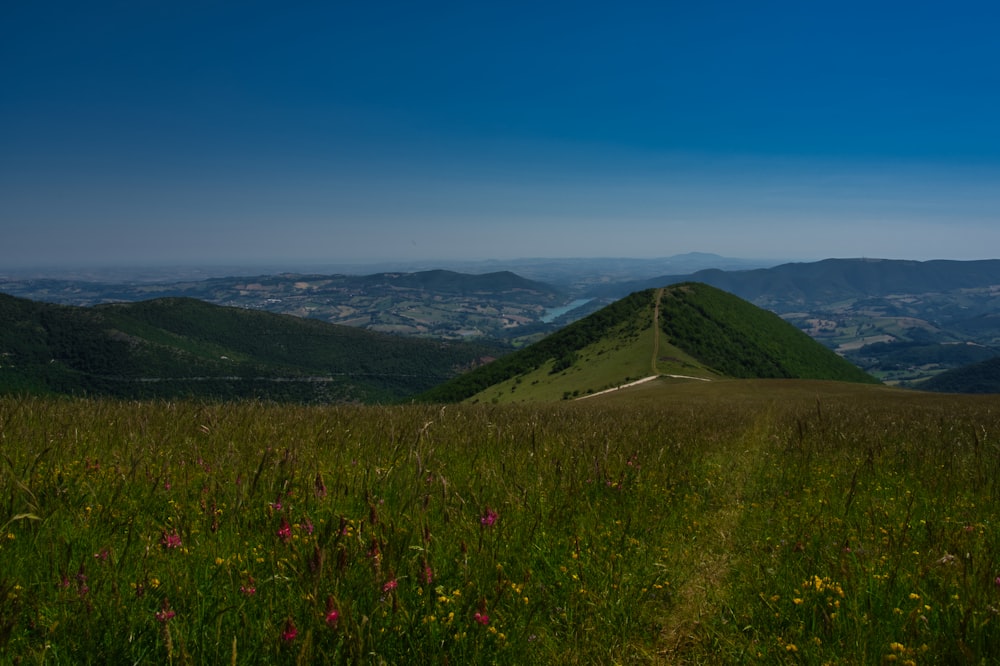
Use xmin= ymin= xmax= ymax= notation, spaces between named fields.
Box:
xmin=541 ymin=298 xmax=593 ymax=323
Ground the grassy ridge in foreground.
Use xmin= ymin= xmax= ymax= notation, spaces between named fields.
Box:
xmin=1 ymin=384 xmax=999 ymax=663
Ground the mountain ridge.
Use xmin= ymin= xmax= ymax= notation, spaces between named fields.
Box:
xmin=591 ymin=258 xmax=1000 ymax=303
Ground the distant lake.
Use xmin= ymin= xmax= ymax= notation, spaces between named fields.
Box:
xmin=541 ymin=298 xmax=592 ymax=323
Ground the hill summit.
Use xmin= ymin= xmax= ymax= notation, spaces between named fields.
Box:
xmin=420 ymin=282 xmax=878 ymax=403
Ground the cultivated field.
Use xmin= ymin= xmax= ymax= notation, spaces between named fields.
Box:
xmin=2 ymin=382 xmax=999 ymax=663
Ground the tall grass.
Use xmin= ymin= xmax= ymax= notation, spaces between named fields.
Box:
xmin=1 ymin=385 xmax=999 ymax=663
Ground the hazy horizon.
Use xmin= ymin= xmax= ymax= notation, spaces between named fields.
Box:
xmin=3 ymin=2 xmax=999 ymax=269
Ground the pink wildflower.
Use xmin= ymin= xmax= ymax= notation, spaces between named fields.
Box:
xmin=240 ymin=576 xmax=257 ymax=596
xmin=480 ymin=507 xmax=498 ymax=527
xmin=325 ymin=596 xmax=340 ymax=628
xmin=155 ymin=599 xmax=176 ymax=623
xmin=474 ymin=611 xmax=490 ymax=626
xmin=421 ymin=564 xmax=434 ymax=585
xmin=382 ymin=578 xmax=398 ymax=593
xmin=160 ymin=529 xmax=181 ymax=549
xmin=277 ymin=518 xmax=292 ymax=543
xmin=281 ymin=618 xmax=298 ymax=643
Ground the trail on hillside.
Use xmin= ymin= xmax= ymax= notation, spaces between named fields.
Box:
xmin=574 ymin=288 xmax=709 ymax=402
xmin=654 ymin=415 xmax=771 ymax=663
xmin=652 ymin=287 xmax=663 ymax=376
xmin=573 ymin=375 xmax=661 ymax=400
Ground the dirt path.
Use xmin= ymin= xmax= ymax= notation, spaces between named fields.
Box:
xmin=574 ymin=289 xmax=709 ymax=401
xmin=654 ymin=416 xmax=770 ymax=662
xmin=573 ymin=375 xmax=661 ymax=400
xmin=652 ymin=287 xmax=663 ymax=375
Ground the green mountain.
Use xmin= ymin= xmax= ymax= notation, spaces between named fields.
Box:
xmin=588 ymin=258 xmax=1000 ymax=385
xmin=419 ymin=283 xmax=878 ymax=403
xmin=0 ymin=294 xmax=504 ymax=403
xmin=919 ymin=355 xmax=1000 ymax=394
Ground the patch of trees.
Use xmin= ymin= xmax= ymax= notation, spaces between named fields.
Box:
xmin=659 ymin=283 xmax=877 ymax=383
xmin=846 ymin=340 xmax=998 ymax=371
xmin=920 ymin=356 xmax=1000 ymax=394
xmin=0 ymin=294 xmax=508 ymax=403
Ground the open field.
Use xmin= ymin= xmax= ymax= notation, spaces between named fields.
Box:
xmin=2 ymin=382 xmax=1000 ymax=663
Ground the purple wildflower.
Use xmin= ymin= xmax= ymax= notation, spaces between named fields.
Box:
xmin=480 ymin=507 xmax=498 ymax=527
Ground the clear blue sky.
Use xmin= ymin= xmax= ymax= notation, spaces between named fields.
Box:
xmin=3 ymin=1 xmax=1000 ymax=269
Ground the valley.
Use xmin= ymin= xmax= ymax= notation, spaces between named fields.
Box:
xmin=0 ymin=269 xmax=571 ymax=343
xmin=3 ymin=257 xmax=1000 ymax=391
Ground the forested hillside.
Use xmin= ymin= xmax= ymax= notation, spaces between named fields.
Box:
xmin=0 ymin=294 xmax=504 ymax=402
xmin=919 ymin=355 xmax=1000 ymax=394
xmin=659 ymin=283 xmax=878 ymax=383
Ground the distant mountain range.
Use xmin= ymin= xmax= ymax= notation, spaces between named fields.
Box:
xmin=3 ymin=257 xmax=1000 ymax=387
xmin=0 ymin=253 xmax=775 ymax=285
xmin=590 ymin=258 xmax=1000 ymax=305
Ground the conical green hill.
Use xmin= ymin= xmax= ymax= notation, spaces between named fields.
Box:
xmin=418 ymin=282 xmax=878 ymax=403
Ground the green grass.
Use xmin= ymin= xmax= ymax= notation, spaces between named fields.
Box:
xmin=470 ymin=323 xmax=664 ymax=403
xmin=2 ymin=384 xmax=999 ymax=663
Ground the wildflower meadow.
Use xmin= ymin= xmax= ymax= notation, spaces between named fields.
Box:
xmin=1 ymin=382 xmax=999 ymax=663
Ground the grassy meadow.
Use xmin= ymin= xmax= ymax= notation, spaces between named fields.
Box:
xmin=2 ymin=381 xmax=1000 ymax=663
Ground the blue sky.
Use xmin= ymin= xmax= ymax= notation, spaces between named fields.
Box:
xmin=3 ymin=1 xmax=1000 ymax=269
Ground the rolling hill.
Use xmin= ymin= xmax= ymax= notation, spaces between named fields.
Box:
xmin=0 ymin=294 xmax=505 ymax=403
xmin=418 ymin=282 xmax=877 ymax=403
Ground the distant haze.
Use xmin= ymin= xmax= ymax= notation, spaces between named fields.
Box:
xmin=3 ymin=3 xmax=1000 ymax=269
